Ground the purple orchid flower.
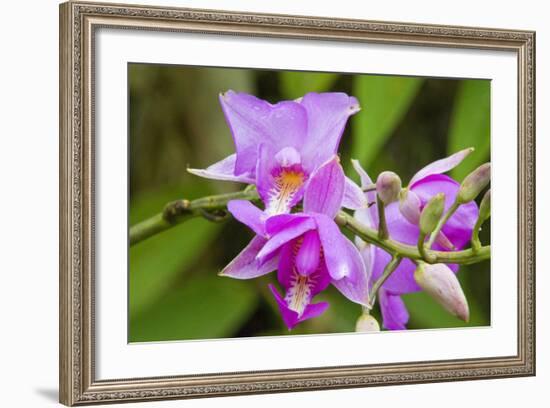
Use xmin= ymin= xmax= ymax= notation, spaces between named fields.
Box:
xmin=188 ymin=90 xmax=365 ymax=215
xmin=221 ymin=157 xmax=370 ymax=330
xmin=352 ymin=148 xmax=479 ymax=330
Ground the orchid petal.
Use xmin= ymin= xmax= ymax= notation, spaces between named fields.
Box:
xmin=355 ymin=237 xmax=375 ymax=289
xmin=299 ymin=301 xmax=330 ymax=322
xmin=409 ymin=147 xmax=474 ymax=187
xmin=371 ymin=199 xmax=461 ymax=294
xmin=379 ymin=289 xmax=409 ymax=330
xmin=187 ymin=154 xmax=255 ymax=184
xmin=353 ymin=172 xmax=377 ymax=264
xmin=342 ymin=177 xmax=369 ymax=210
xmin=257 ymin=217 xmax=316 ymax=263
xmin=264 ymin=213 xmax=311 ymax=237
xmin=411 ymin=174 xmax=478 ymax=249
xmin=314 ymin=213 xmax=353 ymax=280
xmin=299 ymin=92 xmax=360 ymax=171
xmin=277 ymin=242 xmax=331 ymax=295
xmin=398 ymin=188 xmax=422 ymax=225
xmin=331 ymin=239 xmax=370 ymax=306
xmin=227 ymin=200 xmax=266 ymax=237
xmin=274 ymin=147 xmax=302 ymax=167
xmin=351 ymin=159 xmax=374 ymax=191
xmin=277 ymin=243 xmax=295 ymax=289
xmin=372 ymin=247 xmax=420 ymax=294
xmin=219 ymin=236 xmax=278 ymax=279
xmin=219 ymin=91 xmax=308 ymax=175
xmin=269 ymin=284 xmax=329 ymax=330
xmin=370 ymin=202 xmax=425 ymax=293
xmin=351 ymin=159 xmax=378 ymax=223
xmin=303 ymin=156 xmax=344 ymax=218
xmin=295 ymin=230 xmax=321 ymax=276
xmin=435 ymin=230 xmax=456 ymax=251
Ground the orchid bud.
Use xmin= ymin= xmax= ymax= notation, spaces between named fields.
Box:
xmin=419 ymin=193 xmax=445 ymax=235
xmin=376 ymin=171 xmax=402 ymax=205
xmin=414 ymin=263 xmax=469 ymax=322
xmin=355 ymin=313 xmax=381 ymax=332
xmin=399 ymin=188 xmax=421 ymax=225
xmin=457 ymin=163 xmax=491 ymax=204
xmin=478 ymin=189 xmax=491 ymax=223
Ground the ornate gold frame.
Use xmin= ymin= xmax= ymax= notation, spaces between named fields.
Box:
xmin=59 ymin=1 xmax=536 ymax=405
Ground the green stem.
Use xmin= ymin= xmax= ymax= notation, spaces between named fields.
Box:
xmin=471 ymin=217 xmax=484 ymax=253
xmin=334 ymin=212 xmax=489 ymax=265
xmin=426 ymin=200 xmax=459 ymax=249
xmin=368 ymin=256 xmax=402 ymax=306
xmin=129 ymin=188 xmax=260 ymax=246
xmin=129 ymin=188 xmax=490 ymax=266
xmin=377 ymin=196 xmax=389 ymax=240
xmin=417 ymin=232 xmax=435 ymax=263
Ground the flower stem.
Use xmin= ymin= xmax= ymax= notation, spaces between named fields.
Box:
xmin=129 ymin=188 xmax=260 ymax=246
xmin=368 ymin=256 xmax=402 ymax=307
xmin=417 ymin=232 xmax=436 ymax=263
xmin=129 ymin=188 xmax=490 ymax=266
xmin=334 ymin=211 xmax=489 ymax=265
xmin=471 ymin=217 xmax=484 ymax=253
xmin=426 ymin=200 xmax=460 ymax=249
xmin=376 ymin=196 xmax=389 ymax=240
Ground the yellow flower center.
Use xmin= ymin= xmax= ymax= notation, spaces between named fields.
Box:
xmin=267 ymin=169 xmax=306 ymax=215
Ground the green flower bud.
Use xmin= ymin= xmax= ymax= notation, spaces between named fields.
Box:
xmin=414 ymin=263 xmax=469 ymax=322
xmin=457 ymin=163 xmax=491 ymax=204
xmin=419 ymin=193 xmax=445 ymax=235
xmin=355 ymin=313 xmax=381 ymax=332
xmin=376 ymin=171 xmax=402 ymax=205
xmin=478 ymin=189 xmax=491 ymax=223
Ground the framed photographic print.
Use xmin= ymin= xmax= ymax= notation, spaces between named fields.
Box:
xmin=59 ymin=1 xmax=536 ymax=405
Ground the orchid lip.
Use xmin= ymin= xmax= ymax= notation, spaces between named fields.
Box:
xmin=265 ymin=164 xmax=307 ymax=215
xmin=285 ymin=272 xmax=315 ymax=316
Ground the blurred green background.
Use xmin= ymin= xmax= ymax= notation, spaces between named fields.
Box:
xmin=128 ymin=63 xmax=491 ymax=342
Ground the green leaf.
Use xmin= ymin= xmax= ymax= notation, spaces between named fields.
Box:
xmin=129 ymin=185 xmax=222 ymax=317
xmin=129 ymin=273 xmax=258 ymax=342
xmin=448 ymin=80 xmax=491 ymax=181
xmin=351 ymin=75 xmax=423 ymax=166
xmin=279 ymin=71 xmax=338 ymax=100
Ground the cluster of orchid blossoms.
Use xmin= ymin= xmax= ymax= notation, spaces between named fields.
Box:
xmin=188 ymin=90 xmax=491 ymax=332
